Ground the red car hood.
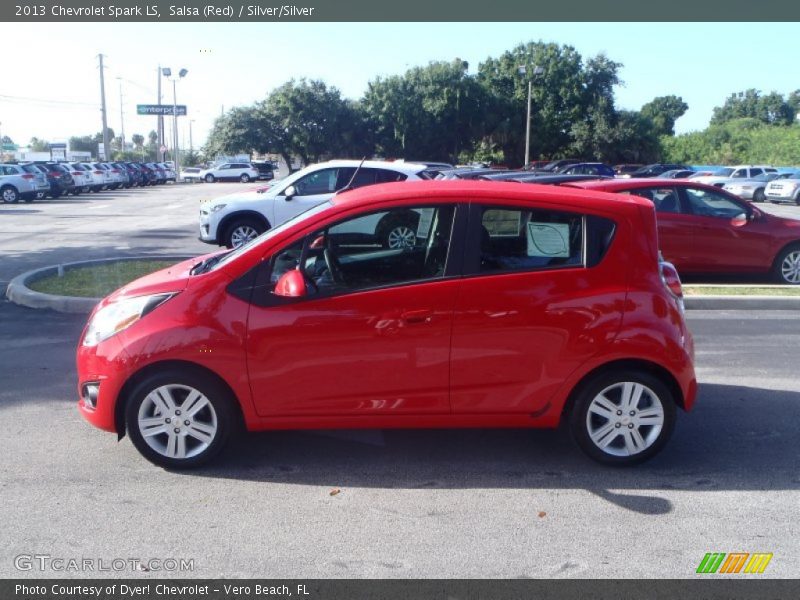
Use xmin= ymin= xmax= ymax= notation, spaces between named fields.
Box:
xmin=100 ymin=253 xmax=224 ymax=306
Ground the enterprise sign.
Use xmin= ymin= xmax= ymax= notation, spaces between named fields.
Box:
xmin=137 ymin=104 xmax=187 ymax=116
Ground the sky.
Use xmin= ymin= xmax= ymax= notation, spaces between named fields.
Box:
xmin=2 ymin=22 xmax=799 ymax=152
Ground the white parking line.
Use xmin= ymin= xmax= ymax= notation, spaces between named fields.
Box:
xmin=88 ymin=204 xmax=110 ymax=209
xmin=164 ymin=203 xmax=182 ymax=209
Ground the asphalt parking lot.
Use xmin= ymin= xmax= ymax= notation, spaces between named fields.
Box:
xmin=1 ymin=183 xmax=799 ymax=578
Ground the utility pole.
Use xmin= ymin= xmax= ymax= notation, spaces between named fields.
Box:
xmin=98 ymin=54 xmax=110 ymax=160
xmin=189 ymin=119 xmax=195 ymax=154
xmin=157 ymin=65 xmax=163 ymax=161
xmin=117 ymin=77 xmax=125 ymax=152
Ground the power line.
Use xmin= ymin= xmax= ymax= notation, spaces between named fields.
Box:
xmin=0 ymin=93 xmax=99 ymax=108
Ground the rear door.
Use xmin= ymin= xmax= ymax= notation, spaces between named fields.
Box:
xmin=449 ymin=202 xmax=623 ymax=414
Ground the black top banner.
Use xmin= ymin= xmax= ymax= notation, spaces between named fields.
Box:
xmin=3 ymin=0 xmax=799 ymax=21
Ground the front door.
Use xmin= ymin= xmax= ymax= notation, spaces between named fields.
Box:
xmin=245 ymin=203 xmax=461 ymax=417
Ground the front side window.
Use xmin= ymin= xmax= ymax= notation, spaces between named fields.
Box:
xmin=269 ymin=205 xmax=456 ymax=297
xmin=478 ymin=206 xmax=584 ymax=273
xmin=683 ymin=187 xmax=747 ymax=219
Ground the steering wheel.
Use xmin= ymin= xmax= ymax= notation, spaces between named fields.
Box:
xmin=323 ymin=238 xmax=344 ymax=285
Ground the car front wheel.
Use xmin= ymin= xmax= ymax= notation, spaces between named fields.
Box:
xmin=240 ymin=174 xmax=251 ymax=183
xmin=205 ymin=174 xmax=215 ymax=183
xmin=774 ymin=245 xmax=800 ymax=284
xmin=570 ymin=370 xmax=676 ymax=466
xmin=126 ymin=369 xmax=235 ymax=469
xmin=225 ymin=218 xmax=265 ymax=248
xmin=753 ymin=188 xmax=765 ymax=203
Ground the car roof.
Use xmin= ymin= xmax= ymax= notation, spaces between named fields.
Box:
xmin=329 ymin=179 xmax=653 ymax=214
xmin=317 ymin=159 xmax=428 ymax=175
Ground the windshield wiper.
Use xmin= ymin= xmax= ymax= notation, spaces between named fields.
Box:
xmin=190 ymin=253 xmax=227 ymax=275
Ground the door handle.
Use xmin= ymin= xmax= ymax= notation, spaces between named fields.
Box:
xmin=401 ymin=309 xmax=433 ymax=324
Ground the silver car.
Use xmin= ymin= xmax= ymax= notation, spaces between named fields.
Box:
xmin=722 ymin=173 xmax=781 ymax=202
xmin=765 ymin=174 xmax=800 ymax=204
xmin=0 ymin=163 xmax=48 ymax=202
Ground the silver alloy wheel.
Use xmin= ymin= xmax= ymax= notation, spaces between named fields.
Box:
xmin=585 ymin=381 xmax=665 ymax=457
xmin=137 ymin=384 xmax=218 ymax=460
xmin=387 ymin=225 xmax=416 ymax=249
xmin=230 ymin=225 xmax=259 ymax=247
xmin=781 ymin=250 xmax=800 ymax=283
xmin=2 ymin=187 xmax=18 ymax=203
xmin=240 ymin=174 xmax=250 ymax=183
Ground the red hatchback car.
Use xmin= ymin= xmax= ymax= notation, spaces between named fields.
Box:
xmin=77 ymin=181 xmax=696 ymax=468
xmin=571 ymin=179 xmax=800 ymax=284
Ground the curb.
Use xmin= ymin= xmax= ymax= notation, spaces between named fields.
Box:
xmin=684 ymin=295 xmax=800 ymax=310
xmin=5 ymin=256 xmax=193 ymax=314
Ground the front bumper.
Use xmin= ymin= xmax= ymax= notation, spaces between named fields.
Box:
xmin=76 ymin=336 xmax=134 ymax=433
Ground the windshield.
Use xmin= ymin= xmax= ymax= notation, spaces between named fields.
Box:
xmin=210 ymin=201 xmax=334 ymax=271
xmin=713 ymin=168 xmax=734 ymax=176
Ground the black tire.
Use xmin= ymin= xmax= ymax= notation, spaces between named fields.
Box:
xmin=377 ymin=211 xmax=420 ymax=249
xmin=753 ymin=188 xmax=765 ymax=203
xmin=240 ymin=174 xmax=251 ymax=183
xmin=125 ymin=368 xmax=236 ymax=469
xmin=205 ymin=174 xmax=215 ymax=183
xmin=225 ymin=218 xmax=266 ymax=248
xmin=569 ymin=369 xmax=677 ymax=466
xmin=772 ymin=244 xmax=800 ymax=285
xmin=1 ymin=185 xmax=20 ymax=203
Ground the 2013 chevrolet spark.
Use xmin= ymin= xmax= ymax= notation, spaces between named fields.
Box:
xmin=77 ymin=181 xmax=696 ymax=469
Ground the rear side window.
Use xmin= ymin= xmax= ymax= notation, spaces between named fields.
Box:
xmin=476 ymin=206 xmax=584 ymax=273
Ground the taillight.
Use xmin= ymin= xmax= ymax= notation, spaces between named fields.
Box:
xmin=21 ymin=174 xmax=34 ymax=179
xmin=111 ymin=169 xmax=120 ymax=174
xmin=48 ymin=171 xmax=61 ymax=177
xmin=94 ymin=170 xmax=103 ymax=175
xmin=660 ymin=261 xmax=684 ymax=313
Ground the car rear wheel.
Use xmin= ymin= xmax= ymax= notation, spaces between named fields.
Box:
xmin=205 ymin=174 xmax=215 ymax=183
xmin=225 ymin=218 xmax=265 ymax=248
xmin=774 ymin=245 xmax=800 ymax=284
xmin=1 ymin=185 xmax=19 ymax=203
xmin=569 ymin=370 xmax=676 ymax=466
xmin=753 ymin=188 xmax=765 ymax=203
xmin=240 ymin=174 xmax=251 ymax=183
xmin=126 ymin=369 xmax=235 ymax=469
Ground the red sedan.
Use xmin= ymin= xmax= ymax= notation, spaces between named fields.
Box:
xmin=571 ymin=178 xmax=800 ymax=284
xmin=77 ymin=181 xmax=696 ymax=468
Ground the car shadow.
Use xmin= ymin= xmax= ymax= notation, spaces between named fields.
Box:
xmin=182 ymin=382 xmax=800 ymax=514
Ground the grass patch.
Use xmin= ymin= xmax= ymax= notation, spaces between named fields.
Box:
xmin=684 ymin=286 xmax=800 ymax=296
xmin=28 ymin=260 xmax=180 ymax=298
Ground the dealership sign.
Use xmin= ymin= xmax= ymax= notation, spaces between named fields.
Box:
xmin=137 ymin=104 xmax=187 ymax=116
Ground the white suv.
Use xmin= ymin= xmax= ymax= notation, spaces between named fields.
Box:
xmin=199 ymin=160 xmax=428 ymax=248
xmin=200 ymin=162 xmax=260 ymax=183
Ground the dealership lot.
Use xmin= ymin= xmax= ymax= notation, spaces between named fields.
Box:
xmin=1 ymin=183 xmax=800 ymax=577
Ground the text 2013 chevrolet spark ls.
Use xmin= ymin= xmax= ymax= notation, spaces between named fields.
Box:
xmin=77 ymin=181 xmax=696 ymax=469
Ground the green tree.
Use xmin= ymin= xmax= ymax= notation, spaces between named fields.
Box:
xmin=711 ymin=89 xmax=795 ymax=126
xmin=475 ymin=42 xmax=623 ymax=165
xmin=131 ymin=134 xmax=145 ymax=150
xmin=29 ymin=137 xmax=50 ymax=152
xmin=362 ymin=58 xmax=487 ymax=162
xmin=68 ymin=135 xmax=97 ymax=154
xmin=640 ymin=95 xmax=688 ymax=136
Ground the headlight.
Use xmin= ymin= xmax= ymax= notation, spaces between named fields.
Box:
xmin=211 ymin=203 xmax=227 ymax=212
xmin=82 ymin=293 xmax=176 ymax=347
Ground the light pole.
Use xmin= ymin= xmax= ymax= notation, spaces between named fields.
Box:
xmin=189 ymin=119 xmax=195 ymax=154
xmin=162 ymin=67 xmax=187 ymax=180
xmin=116 ymin=77 xmax=125 ymax=153
xmin=518 ymin=64 xmax=544 ymax=168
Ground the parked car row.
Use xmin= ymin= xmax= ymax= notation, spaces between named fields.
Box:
xmin=0 ymin=161 xmax=177 ymax=202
